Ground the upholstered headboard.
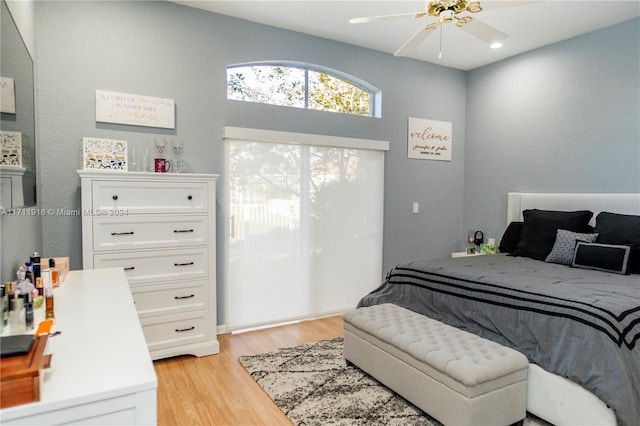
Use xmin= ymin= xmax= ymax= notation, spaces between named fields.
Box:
xmin=507 ymin=192 xmax=640 ymax=226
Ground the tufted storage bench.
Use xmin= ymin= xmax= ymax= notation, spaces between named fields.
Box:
xmin=343 ymin=303 xmax=529 ymax=426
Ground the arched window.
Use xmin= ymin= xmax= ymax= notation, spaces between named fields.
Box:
xmin=227 ymin=62 xmax=380 ymax=117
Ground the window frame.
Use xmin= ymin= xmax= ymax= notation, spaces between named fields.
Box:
xmin=226 ymin=61 xmax=381 ymax=118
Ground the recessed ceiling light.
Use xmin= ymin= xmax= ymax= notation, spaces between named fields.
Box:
xmin=490 ymin=42 xmax=503 ymax=49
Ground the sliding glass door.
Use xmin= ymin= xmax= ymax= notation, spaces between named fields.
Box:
xmin=224 ymin=128 xmax=387 ymax=330
xmin=227 ymin=140 xmax=304 ymax=328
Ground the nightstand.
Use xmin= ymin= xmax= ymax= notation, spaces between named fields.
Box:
xmin=451 ymin=250 xmax=486 ymax=258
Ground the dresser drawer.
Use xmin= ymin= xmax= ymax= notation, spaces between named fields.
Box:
xmin=140 ymin=313 xmax=210 ymax=352
xmin=93 ymin=215 xmax=208 ymax=252
xmin=93 ymin=248 xmax=208 ymax=285
xmin=92 ymin=180 xmax=208 ymax=214
xmin=131 ymin=281 xmax=208 ymax=318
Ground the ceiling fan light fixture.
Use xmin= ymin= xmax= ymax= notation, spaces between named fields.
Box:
xmin=440 ymin=9 xmax=455 ymax=23
xmin=351 ymin=0 xmax=509 ymax=58
xmin=466 ymin=1 xmax=483 ymax=13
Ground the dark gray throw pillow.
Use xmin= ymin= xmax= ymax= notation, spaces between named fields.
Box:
xmin=595 ymin=212 xmax=640 ymax=274
xmin=512 ymin=209 xmax=594 ymax=261
xmin=499 ymin=221 xmax=524 ymax=254
xmin=572 ymin=242 xmax=632 ymax=275
xmin=545 ymin=229 xmax=598 ymax=265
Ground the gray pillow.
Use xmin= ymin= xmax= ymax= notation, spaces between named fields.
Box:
xmin=545 ymin=229 xmax=598 ymax=265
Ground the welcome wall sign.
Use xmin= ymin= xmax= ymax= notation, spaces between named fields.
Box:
xmin=407 ymin=117 xmax=452 ymax=161
xmin=96 ymin=90 xmax=175 ymax=129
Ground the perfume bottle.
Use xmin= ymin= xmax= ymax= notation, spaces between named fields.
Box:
xmin=9 ymin=295 xmax=26 ymax=335
xmin=36 ymin=277 xmax=44 ymax=297
xmin=2 ymin=283 xmax=11 ymax=328
xmin=30 ymin=252 xmax=41 ymax=282
xmin=44 ymin=277 xmax=55 ymax=320
xmin=0 ymin=285 xmax=5 ymax=334
xmin=24 ymin=262 xmax=33 ymax=285
xmin=24 ymin=293 xmax=34 ymax=330
xmin=49 ymin=258 xmax=59 ymax=286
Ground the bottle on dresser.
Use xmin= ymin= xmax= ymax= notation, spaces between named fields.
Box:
xmin=30 ymin=252 xmax=41 ymax=283
xmin=15 ymin=266 xmax=35 ymax=331
xmin=44 ymin=272 xmax=55 ymax=320
xmin=35 ymin=277 xmax=43 ymax=298
xmin=1 ymin=282 xmax=12 ymax=330
xmin=9 ymin=294 xmax=26 ymax=335
xmin=23 ymin=293 xmax=34 ymax=330
xmin=24 ymin=262 xmax=33 ymax=286
xmin=15 ymin=265 xmax=34 ymax=296
xmin=0 ymin=285 xmax=5 ymax=334
xmin=44 ymin=258 xmax=59 ymax=287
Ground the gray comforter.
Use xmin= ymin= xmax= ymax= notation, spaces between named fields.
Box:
xmin=358 ymin=254 xmax=640 ymax=426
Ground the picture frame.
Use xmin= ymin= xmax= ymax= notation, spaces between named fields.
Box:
xmin=1 ymin=130 xmax=23 ymax=167
xmin=82 ymin=137 xmax=128 ymax=171
xmin=1 ymin=77 xmax=16 ymax=114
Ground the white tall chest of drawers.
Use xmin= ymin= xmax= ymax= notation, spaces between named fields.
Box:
xmin=78 ymin=170 xmax=220 ymax=360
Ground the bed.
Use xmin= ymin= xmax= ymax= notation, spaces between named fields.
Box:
xmin=358 ymin=192 xmax=640 ymax=426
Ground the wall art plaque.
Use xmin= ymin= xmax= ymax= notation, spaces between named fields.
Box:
xmin=407 ymin=117 xmax=452 ymax=161
xmin=96 ymin=90 xmax=175 ymax=129
xmin=1 ymin=77 xmax=16 ymax=114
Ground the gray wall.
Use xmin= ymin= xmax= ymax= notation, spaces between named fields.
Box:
xmin=34 ymin=1 xmax=466 ymax=324
xmin=1 ymin=0 xmax=42 ymax=280
xmin=6 ymin=1 xmax=637 ymax=325
xmin=464 ymin=18 xmax=640 ymax=243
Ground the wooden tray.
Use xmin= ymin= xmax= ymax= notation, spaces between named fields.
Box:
xmin=1 ymin=335 xmax=50 ymax=408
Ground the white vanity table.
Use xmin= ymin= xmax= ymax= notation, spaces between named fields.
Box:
xmin=0 ymin=268 xmax=157 ymax=425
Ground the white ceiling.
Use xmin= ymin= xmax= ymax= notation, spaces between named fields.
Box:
xmin=171 ymin=0 xmax=639 ymax=70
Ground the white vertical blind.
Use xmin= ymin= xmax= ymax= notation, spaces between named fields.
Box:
xmin=224 ymin=127 xmax=388 ymax=330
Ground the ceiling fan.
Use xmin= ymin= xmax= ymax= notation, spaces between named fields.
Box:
xmin=349 ymin=0 xmax=508 ymax=58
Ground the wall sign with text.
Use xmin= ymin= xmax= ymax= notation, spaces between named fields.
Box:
xmin=1 ymin=77 xmax=16 ymax=114
xmin=407 ymin=117 xmax=452 ymax=161
xmin=96 ymin=90 xmax=175 ymax=129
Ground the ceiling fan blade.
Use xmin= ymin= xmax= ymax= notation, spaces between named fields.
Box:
xmin=459 ymin=17 xmax=507 ymax=44
xmin=478 ymin=0 xmax=536 ymax=12
xmin=349 ymin=12 xmax=425 ymax=24
xmin=394 ymin=24 xmax=438 ymax=57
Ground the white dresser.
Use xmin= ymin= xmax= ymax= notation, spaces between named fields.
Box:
xmin=78 ymin=170 xmax=220 ymax=360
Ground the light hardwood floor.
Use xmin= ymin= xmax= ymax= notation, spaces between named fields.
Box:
xmin=154 ymin=315 xmax=344 ymax=426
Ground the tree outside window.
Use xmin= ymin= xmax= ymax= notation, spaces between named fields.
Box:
xmin=227 ymin=63 xmax=376 ymax=117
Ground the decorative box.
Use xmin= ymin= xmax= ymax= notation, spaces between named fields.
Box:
xmin=82 ymin=137 xmax=128 ymax=171
xmin=41 ymin=257 xmax=70 ymax=284
xmin=0 ymin=335 xmax=51 ymax=409
xmin=1 ymin=131 xmax=30 ymax=168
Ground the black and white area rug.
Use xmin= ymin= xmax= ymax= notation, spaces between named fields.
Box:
xmin=239 ymin=337 xmax=549 ymax=426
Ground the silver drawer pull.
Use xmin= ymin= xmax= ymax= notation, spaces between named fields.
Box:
xmin=175 ymin=326 xmax=195 ymax=333
xmin=111 ymin=231 xmax=134 ymax=236
xmin=124 ymin=266 xmax=135 ymax=271
xmin=174 ymin=261 xmax=194 ymax=267
xmin=173 ymin=229 xmax=194 ymax=233
xmin=174 ymin=294 xmax=195 ymax=300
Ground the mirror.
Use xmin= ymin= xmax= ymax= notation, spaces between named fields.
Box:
xmin=1 ymin=0 xmax=36 ymax=208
